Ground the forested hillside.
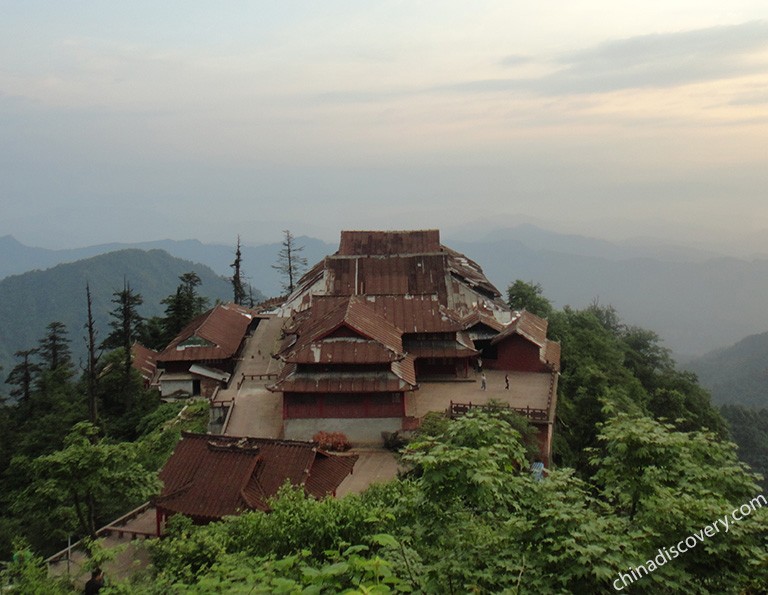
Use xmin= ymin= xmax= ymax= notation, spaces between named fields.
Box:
xmin=0 ymin=235 xmax=330 ymax=299
xmin=685 ymin=332 xmax=768 ymax=408
xmin=1 ymin=281 xmax=765 ymax=594
xmin=0 ymin=249 xmax=264 ymax=389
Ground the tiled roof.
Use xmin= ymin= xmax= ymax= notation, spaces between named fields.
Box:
xmin=131 ymin=342 xmax=158 ymax=383
xmin=338 ymin=230 xmax=441 ymax=256
xmin=491 ymin=310 xmax=549 ymax=348
xmin=544 ymin=340 xmax=561 ymax=371
xmin=272 ymin=373 xmax=416 ymax=394
xmin=284 ymin=298 xmax=404 ymax=358
xmin=403 ymin=339 xmax=479 ymax=359
xmin=489 ymin=310 xmax=561 ymax=370
xmin=270 ymin=363 xmax=417 ymax=393
xmin=289 ymin=340 xmax=401 ymax=365
xmin=361 ymin=295 xmax=464 ymax=333
xmin=281 ymin=230 xmax=508 ymax=318
xmin=326 ymin=255 xmax=449 ymax=296
xmin=443 ymin=247 xmax=503 ymax=300
xmin=155 ymin=433 xmax=357 ymax=520
xmin=459 ymin=310 xmax=507 ymax=333
xmin=391 ymin=354 xmax=417 ymax=386
xmin=157 ymin=303 xmax=255 ymax=363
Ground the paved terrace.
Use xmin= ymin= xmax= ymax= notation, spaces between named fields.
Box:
xmin=48 ymin=504 xmax=156 ymax=585
xmin=215 ymin=315 xmax=287 ymax=438
xmin=406 ymin=369 xmax=556 ymax=421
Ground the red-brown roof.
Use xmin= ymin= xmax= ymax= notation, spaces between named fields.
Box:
xmin=157 ymin=303 xmax=255 ymax=363
xmin=326 ymin=255 xmax=449 ymax=297
xmin=289 ymin=340 xmax=401 ymax=365
xmin=270 ymin=361 xmax=417 ymax=393
xmin=338 ymin=230 xmax=441 ymax=256
xmin=444 ymin=246 xmax=503 ymax=300
xmin=459 ymin=310 xmax=507 ymax=333
xmin=403 ymin=340 xmax=479 ymax=359
xmin=282 ymin=230 xmax=507 ymax=317
xmin=544 ymin=340 xmax=561 ymax=371
xmin=489 ymin=310 xmax=561 ymax=370
xmin=284 ymin=297 xmax=404 ymax=358
xmin=362 ymin=295 xmax=464 ymax=333
xmin=131 ymin=342 xmax=158 ymax=383
xmin=491 ymin=310 xmax=549 ymax=348
xmin=155 ymin=433 xmax=357 ymax=520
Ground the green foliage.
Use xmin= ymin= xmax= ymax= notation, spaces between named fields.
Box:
xmin=158 ymin=272 xmax=210 ymax=346
xmin=548 ymin=302 xmax=727 ymax=470
xmin=101 ymin=282 xmax=144 ymax=351
xmin=506 ymin=279 xmax=553 ymax=318
xmin=402 ymin=411 xmax=528 ymax=510
xmin=0 ymin=249 xmax=233 ymax=384
xmin=721 ymin=404 xmax=768 ymax=491
xmin=79 ymin=409 xmax=767 ymax=594
xmin=96 ymin=349 xmax=160 ymax=440
xmin=134 ymin=399 xmax=211 ymax=472
xmin=5 ymin=348 xmax=40 ymax=403
xmin=590 ymin=415 xmax=768 ymax=591
xmin=230 ymin=236 xmax=247 ymax=306
xmin=0 ymin=542 xmax=74 ymax=594
xmin=37 ymin=321 xmax=73 ymax=375
xmin=11 ymin=422 xmax=161 ymax=540
xmin=220 ymin=485 xmax=379 ymax=559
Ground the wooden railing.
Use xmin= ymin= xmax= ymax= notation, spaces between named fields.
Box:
xmin=449 ymin=401 xmax=549 ymax=422
xmin=237 ymin=372 xmax=278 ymax=390
xmin=46 ymin=502 xmax=154 ymax=566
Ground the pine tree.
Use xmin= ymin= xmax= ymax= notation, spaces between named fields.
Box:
xmin=160 ymin=272 xmax=209 ymax=344
xmin=84 ymin=283 xmax=100 ymax=424
xmin=272 ymin=230 xmax=307 ymax=295
xmin=230 ymin=236 xmax=247 ymax=305
xmin=37 ymin=322 xmax=72 ymax=374
xmin=5 ymin=349 xmax=40 ymax=404
xmin=101 ymin=279 xmax=144 ymax=378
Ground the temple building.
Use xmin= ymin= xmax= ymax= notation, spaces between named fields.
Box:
xmin=267 ymin=230 xmax=560 ymax=463
xmin=155 ymin=303 xmax=262 ymax=398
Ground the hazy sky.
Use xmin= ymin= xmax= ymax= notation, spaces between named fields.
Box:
xmin=2 ymin=2 xmax=768 ymax=249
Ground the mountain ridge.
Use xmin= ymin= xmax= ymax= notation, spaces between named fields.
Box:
xmin=3 ymin=227 xmax=768 ymax=357
xmin=0 ymin=249 xmax=262 ymax=391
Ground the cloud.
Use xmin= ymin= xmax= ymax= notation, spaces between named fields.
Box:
xmin=499 ymin=54 xmax=532 ymax=67
xmin=443 ymin=21 xmax=768 ymax=96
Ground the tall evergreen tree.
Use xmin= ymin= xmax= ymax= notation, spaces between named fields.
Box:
xmin=84 ymin=283 xmax=100 ymax=425
xmin=5 ymin=349 xmax=40 ymax=404
xmin=272 ymin=230 xmax=307 ymax=295
xmin=230 ymin=236 xmax=247 ymax=306
xmin=160 ymin=272 xmax=209 ymax=344
xmin=37 ymin=322 xmax=72 ymax=374
xmin=101 ymin=279 xmax=144 ymax=378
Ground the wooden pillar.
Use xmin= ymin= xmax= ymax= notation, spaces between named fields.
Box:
xmin=155 ymin=508 xmax=163 ymax=536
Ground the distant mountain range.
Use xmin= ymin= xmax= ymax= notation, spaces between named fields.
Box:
xmin=2 ymin=224 xmax=768 ymax=359
xmin=446 ymin=233 xmax=768 ymax=360
xmin=685 ymin=333 xmax=768 ymax=408
xmin=0 ymin=249 xmax=254 ymax=387
xmin=0 ymin=234 xmax=332 ymax=299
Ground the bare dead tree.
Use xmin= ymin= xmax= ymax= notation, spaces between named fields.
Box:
xmin=272 ymin=229 xmax=307 ymax=295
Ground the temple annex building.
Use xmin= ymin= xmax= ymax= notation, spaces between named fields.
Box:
xmin=206 ymin=229 xmax=561 ymax=465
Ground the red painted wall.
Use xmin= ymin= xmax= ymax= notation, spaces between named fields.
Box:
xmin=284 ymin=392 xmax=405 ymax=419
xmin=492 ymin=335 xmax=547 ymax=372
